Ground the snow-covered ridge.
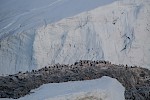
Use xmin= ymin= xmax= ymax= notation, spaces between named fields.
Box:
xmin=0 ymin=0 xmax=150 ymax=75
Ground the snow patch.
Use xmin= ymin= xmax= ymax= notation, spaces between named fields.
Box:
xmin=0 ymin=76 xmax=125 ymax=100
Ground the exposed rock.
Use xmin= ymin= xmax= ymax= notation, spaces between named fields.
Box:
xmin=0 ymin=60 xmax=150 ymax=99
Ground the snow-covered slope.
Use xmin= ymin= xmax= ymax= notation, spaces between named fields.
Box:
xmin=1 ymin=76 xmax=125 ymax=100
xmin=0 ymin=0 xmax=115 ymax=40
xmin=0 ymin=0 xmax=150 ymax=75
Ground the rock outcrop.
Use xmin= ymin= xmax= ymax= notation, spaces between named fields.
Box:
xmin=0 ymin=60 xmax=150 ymax=100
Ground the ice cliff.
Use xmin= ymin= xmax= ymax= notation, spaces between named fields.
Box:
xmin=0 ymin=0 xmax=150 ymax=75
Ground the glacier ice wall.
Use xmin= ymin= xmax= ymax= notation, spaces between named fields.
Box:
xmin=0 ymin=0 xmax=150 ymax=75
xmin=34 ymin=0 xmax=150 ymax=69
xmin=0 ymin=30 xmax=36 ymax=75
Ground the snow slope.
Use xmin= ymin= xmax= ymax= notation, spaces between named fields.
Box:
xmin=0 ymin=0 xmax=115 ymax=40
xmin=0 ymin=0 xmax=150 ymax=75
xmin=0 ymin=76 xmax=125 ymax=100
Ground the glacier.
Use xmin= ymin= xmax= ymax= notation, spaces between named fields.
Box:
xmin=0 ymin=0 xmax=115 ymax=75
xmin=0 ymin=76 xmax=125 ymax=100
xmin=0 ymin=0 xmax=150 ymax=75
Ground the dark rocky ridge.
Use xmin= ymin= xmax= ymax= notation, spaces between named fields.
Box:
xmin=0 ymin=60 xmax=150 ymax=100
